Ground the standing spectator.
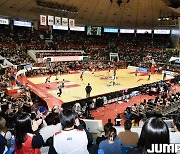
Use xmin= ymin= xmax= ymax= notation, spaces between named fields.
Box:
xmin=127 ymin=117 xmax=169 ymax=154
xmin=99 ymin=127 xmax=122 ymax=154
xmin=15 ymin=113 xmax=44 ymax=154
xmin=118 ymin=120 xmax=139 ymax=146
xmin=85 ymin=83 xmax=92 ymax=98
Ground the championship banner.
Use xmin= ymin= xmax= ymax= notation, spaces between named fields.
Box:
xmin=40 ymin=15 xmax=47 ymax=26
xmin=69 ymin=19 xmax=75 ymax=27
xmin=62 ymin=17 xmax=68 ymax=26
xmin=48 ymin=15 xmax=54 ymax=25
xmin=55 ymin=17 xmax=61 ymax=26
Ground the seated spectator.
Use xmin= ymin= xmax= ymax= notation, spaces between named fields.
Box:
xmin=118 ymin=120 xmax=139 ymax=146
xmin=0 ymin=117 xmax=8 ymax=154
xmin=15 ymin=113 xmax=44 ymax=154
xmin=125 ymin=107 xmax=132 ymax=120
xmin=170 ymin=114 xmax=180 ymax=144
xmin=49 ymin=109 xmax=90 ymax=154
xmin=131 ymin=104 xmax=137 ymax=112
xmin=138 ymin=118 xmax=146 ymax=127
xmin=99 ymin=127 xmax=122 ymax=154
xmin=96 ymin=122 xmax=113 ymax=146
xmin=114 ymin=113 xmax=121 ymax=126
xmin=40 ymin=113 xmax=62 ymax=144
xmin=131 ymin=116 xmax=139 ymax=127
xmin=0 ymin=131 xmax=7 ymax=154
xmin=0 ymin=116 xmax=12 ymax=142
xmin=127 ymin=117 xmax=169 ymax=154
xmin=51 ymin=105 xmax=62 ymax=124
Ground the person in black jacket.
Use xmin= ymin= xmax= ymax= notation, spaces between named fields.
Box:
xmin=85 ymin=83 xmax=92 ymax=98
xmin=0 ymin=134 xmax=7 ymax=154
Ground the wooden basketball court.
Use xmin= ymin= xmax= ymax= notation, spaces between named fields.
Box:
xmin=26 ymin=69 xmax=171 ymax=108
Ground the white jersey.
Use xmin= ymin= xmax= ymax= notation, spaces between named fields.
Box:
xmin=53 ymin=129 xmax=89 ymax=154
xmin=40 ymin=123 xmax=62 ymax=142
xmin=112 ymin=74 xmax=116 ymax=80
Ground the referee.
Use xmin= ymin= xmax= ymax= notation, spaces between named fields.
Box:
xmin=85 ymin=83 xmax=92 ymax=97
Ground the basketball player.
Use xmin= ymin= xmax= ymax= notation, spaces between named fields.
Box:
xmin=61 ymin=79 xmax=65 ymax=88
xmin=163 ymin=72 xmax=166 ymax=81
xmin=112 ymin=72 xmax=116 ymax=86
xmin=92 ymin=68 xmax=95 ymax=74
xmin=113 ymin=67 xmax=117 ymax=76
xmin=80 ymin=71 xmax=84 ymax=81
xmin=45 ymin=76 xmax=51 ymax=87
xmin=108 ymin=68 xmax=111 ymax=77
xmin=147 ymin=71 xmax=151 ymax=81
xmin=110 ymin=72 xmax=116 ymax=86
xmin=57 ymin=85 xmax=62 ymax=97
xmin=55 ymin=71 xmax=59 ymax=80
xmin=135 ymin=69 xmax=138 ymax=76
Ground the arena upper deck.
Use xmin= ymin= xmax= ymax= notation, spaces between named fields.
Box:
xmin=0 ymin=0 xmax=179 ymax=28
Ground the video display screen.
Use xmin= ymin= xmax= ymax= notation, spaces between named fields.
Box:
xmin=104 ymin=28 xmax=118 ymax=33
xmin=137 ymin=29 xmax=152 ymax=34
xmin=120 ymin=29 xmax=135 ymax=33
xmin=13 ymin=20 xmax=32 ymax=27
xmin=154 ymin=29 xmax=170 ymax=34
xmin=87 ymin=26 xmax=101 ymax=35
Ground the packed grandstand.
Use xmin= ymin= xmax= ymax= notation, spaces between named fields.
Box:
xmin=0 ymin=0 xmax=180 ymax=154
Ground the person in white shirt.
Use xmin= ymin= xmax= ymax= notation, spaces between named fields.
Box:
xmin=49 ymin=109 xmax=90 ymax=154
xmin=170 ymin=115 xmax=180 ymax=144
xmin=0 ymin=116 xmax=12 ymax=141
xmin=170 ymin=115 xmax=180 ymax=154
xmin=40 ymin=113 xmax=62 ymax=143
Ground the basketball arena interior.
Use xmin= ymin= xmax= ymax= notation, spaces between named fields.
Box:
xmin=0 ymin=0 xmax=180 ymax=154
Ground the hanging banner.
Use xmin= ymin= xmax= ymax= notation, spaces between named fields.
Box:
xmin=40 ymin=15 xmax=47 ymax=26
xmin=62 ymin=17 xmax=68 ymax=26
xmin=69 ymin=19 xmax=75 ymax=27
xmin=55 ymin=16 xmax=61 ymax=26
xmin=48 ymin=15 xmax=54 ymax=25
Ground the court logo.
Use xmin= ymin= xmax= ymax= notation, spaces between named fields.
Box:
xmin=147 ymin=144 xmax=180 ymax=153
